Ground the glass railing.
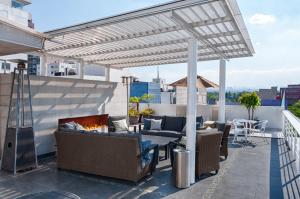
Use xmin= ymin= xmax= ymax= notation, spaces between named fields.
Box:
xmin=283 ymin=110 xmax=300 ymax=173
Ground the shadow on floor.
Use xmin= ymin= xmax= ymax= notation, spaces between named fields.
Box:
xmin=270 ymin=139 xmax=300 ymax=199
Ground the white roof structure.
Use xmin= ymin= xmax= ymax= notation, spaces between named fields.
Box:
xmin=44 ymin=0 xmax=254 ymax=69
xmin=0 ymin=17 xmax=44 ymax=56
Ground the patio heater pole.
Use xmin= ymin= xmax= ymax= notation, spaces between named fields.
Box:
xmin=218 ymin=59 xmax=226 ymax=123
xmin=186 ymin=37 xmax=197 ymax=184
xmin=121 ymin=76 xmax=133 ymax=125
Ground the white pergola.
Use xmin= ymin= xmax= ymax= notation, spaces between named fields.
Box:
xmin=43 ymin=0 xmax=254 ymax=184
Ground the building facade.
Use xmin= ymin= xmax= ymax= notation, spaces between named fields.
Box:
xmin=281 ymin=84 xmax=300 ymax=106
xmin=0 ymin=0 xmax=34 ymax=73
xmin=48 ymin=62 xmax=78 ymax=77
xmin=130 ymin=82 xmax=161 ymax=103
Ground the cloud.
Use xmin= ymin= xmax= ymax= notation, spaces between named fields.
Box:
xmin=249 ymin=14 xmax=276 ymax=25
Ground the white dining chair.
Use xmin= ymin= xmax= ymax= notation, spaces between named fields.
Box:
xmin=250 ymin=120 xmax=269 ymax=143
xmin=232 ymin=119 xmax=246 ymax=143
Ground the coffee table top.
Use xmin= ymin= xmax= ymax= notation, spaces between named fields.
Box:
xmin=142 ymin=135 xmax=179 ymax=146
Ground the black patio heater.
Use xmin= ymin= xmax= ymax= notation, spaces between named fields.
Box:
xmin=1 ymin=60 xmax=38 ymax=174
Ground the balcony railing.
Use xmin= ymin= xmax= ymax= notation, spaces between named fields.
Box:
xmin=283 ymin=110 xmax=300 ymax=173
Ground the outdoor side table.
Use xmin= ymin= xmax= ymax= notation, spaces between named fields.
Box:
xmin=17 ymin=191 xmax=81 ymax=199
xmin=129 ymin=123 xmax=143 ymax=132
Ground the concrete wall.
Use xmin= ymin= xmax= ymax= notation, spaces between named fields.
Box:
xmin=142 ymin=103 xmax=283 ymax=129
xmin=175 ymin=86 xmax=207 ymax=105
xmin=0 ymin=74 xmax=126 ymax=156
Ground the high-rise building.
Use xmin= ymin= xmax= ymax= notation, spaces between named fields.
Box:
xmin=0 ymin=0 xmax=35 ymax=73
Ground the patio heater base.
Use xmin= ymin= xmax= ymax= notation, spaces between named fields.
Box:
xmin=1 ymin=127 xmax=37 ymax=173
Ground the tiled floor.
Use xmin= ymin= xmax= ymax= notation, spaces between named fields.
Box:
xmin=0 ymin=137 xmax=299 ymax=199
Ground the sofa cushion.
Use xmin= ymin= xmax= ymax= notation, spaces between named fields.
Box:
xmin=150 ymin=119 xmax=162 ymax=130
xmin=109 ymin=131 xmax=138 ymax=136
xmin=149 ymin=115 xmax=166 ymax=129
xmin=143 ymin=118 xmax=151 ymax=130
xmin=112 ymin=119 xmax=128 ymax=131
xmin=163 ymin=116 xmax=184 ymax=132
xmin=109 ymin=116 xmax=127 ymax=131
xmin=140 ymin=140 xmax=154 ymax=167
xmin=141 ymin=130 xmax=183 ymax=138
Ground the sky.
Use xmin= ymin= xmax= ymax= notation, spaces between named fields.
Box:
xmin=26 ymin=0 xmax=300 ymax=89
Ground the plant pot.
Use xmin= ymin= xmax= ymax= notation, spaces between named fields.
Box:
xmin=129 ymin=116 xmax=139 ymax=125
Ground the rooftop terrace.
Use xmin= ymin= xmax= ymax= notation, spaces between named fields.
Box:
xmin=0 ymin=136 xmax=299 ymax=199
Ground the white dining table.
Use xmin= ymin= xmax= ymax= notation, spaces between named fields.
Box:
xmin=233 ymin=119 xmax=257 ymax=143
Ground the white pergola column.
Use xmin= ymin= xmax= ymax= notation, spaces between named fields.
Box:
xmin=40 ymin=54 xmax=48 ymax=76
xmin=105 ymin=66 xmax=111 ymax=81
xmin=186 ymin=37 xmax=197 ymax=184
xmin=218 ymin=59 xmax=226 ymax=123
xmin=79 ymin=59 xmax=85 ymax=79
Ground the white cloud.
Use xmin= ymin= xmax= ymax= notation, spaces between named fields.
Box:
xmin=249 ymin=14 xmax=276 ymax=25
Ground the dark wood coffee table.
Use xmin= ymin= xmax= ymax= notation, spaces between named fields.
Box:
xmin=142 ymin=135 xmax=179 ymax=160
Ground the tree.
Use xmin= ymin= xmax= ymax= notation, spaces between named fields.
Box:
xmin=288 ymin=100 xmax=300 ymax=118
xmin=129 ymin=96 xmax=141 ymax=111
xmin=238 ymin=92 xmax=261 ymax=120
xmin=141 ymin=94 xmax=154 ymax=108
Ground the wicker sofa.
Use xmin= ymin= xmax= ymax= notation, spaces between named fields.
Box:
xmin=55 ymin=114 xmax=159 ymax=183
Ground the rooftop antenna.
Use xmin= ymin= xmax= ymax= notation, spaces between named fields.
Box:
xmin=157 ymin=66 xmax=160 ymax=79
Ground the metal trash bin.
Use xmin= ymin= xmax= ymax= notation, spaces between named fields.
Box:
xmin=173 ymin=148 xmax=190 ymax=188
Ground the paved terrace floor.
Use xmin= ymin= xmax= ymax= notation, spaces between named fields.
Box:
xmin=0 ymin=136 xmax=299 ymax=199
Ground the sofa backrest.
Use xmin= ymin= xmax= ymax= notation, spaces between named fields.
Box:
xmin=163 ymin=116 xmax=185 ymax=132
xmin=55 ymin=130 xmax=143 ymax=181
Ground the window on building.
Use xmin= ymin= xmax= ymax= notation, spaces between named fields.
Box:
xmin=1 ymin=63 xmax=11 ymax=70
xmin=11 ymin=0 xmax=25 ymax=9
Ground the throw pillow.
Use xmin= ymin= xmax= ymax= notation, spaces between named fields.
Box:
xmin=150 ymin=119 xmax=162 ymax=130
xmin=62 ymin=121 xmax=77 ymax=130
xmin=140 ymin=140 xmax=154 ymax=168
xmin=112 ymin=119 xmax=129 ymax=131
xmin=143 ymin=119 xmax=151 ymax=130
xmin=75 ymin=123 xmax=85 ymax=130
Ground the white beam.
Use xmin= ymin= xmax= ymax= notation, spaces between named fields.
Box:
xmin=40 ymin=54 xmax=48 ymax=76
xmin=105 ymin=66 xmax=111 ymax=81
xmin=218 ymin=59 xmax=226 ymax=123
xmin=186 ymin=37 xmax=197 ymax=185
xmin=79 ymin=59 xmax=85 ymax=79
xmin=85 ymin=42 xmax=244 ymax=63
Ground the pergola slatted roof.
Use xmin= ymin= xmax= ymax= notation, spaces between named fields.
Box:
xmin=44 ymin=0 xmax=254 ymax=68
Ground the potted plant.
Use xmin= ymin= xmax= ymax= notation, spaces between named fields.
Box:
xmin=129 ymin=108 xmax=139 ymax=124
xmin=140 ymin=108 xmax=155 ymax=118
xmin=238 ymin=92 xmax=261 ymax=120
xmin=140 ymin=94 xmax=155 ymax=119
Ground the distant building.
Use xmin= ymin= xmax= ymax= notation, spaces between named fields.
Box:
xmin=27 ymin=55 xmax=40 ymax=75
xmin=258 ymin=86 xmax=278 ymax=100
xmin=169 ymin=75 xmax=218 ymax=105
xmin=130 ymin=82 xmax=161 ymax=104
xmin=0 ymin=0 xmax=35 ymax=73
xmin=152 ymin=66 xmax=167 ymax=91
xmin=48 ymin=62 xmax=78 ymax=77
xmin=280 ymin=84 xmax=300 ymax=106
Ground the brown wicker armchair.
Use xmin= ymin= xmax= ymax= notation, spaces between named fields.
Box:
xmin=196 ymin=131 xmax=223 ymax=177
xmin=220 ymin=125 xmax=231 ymax=159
